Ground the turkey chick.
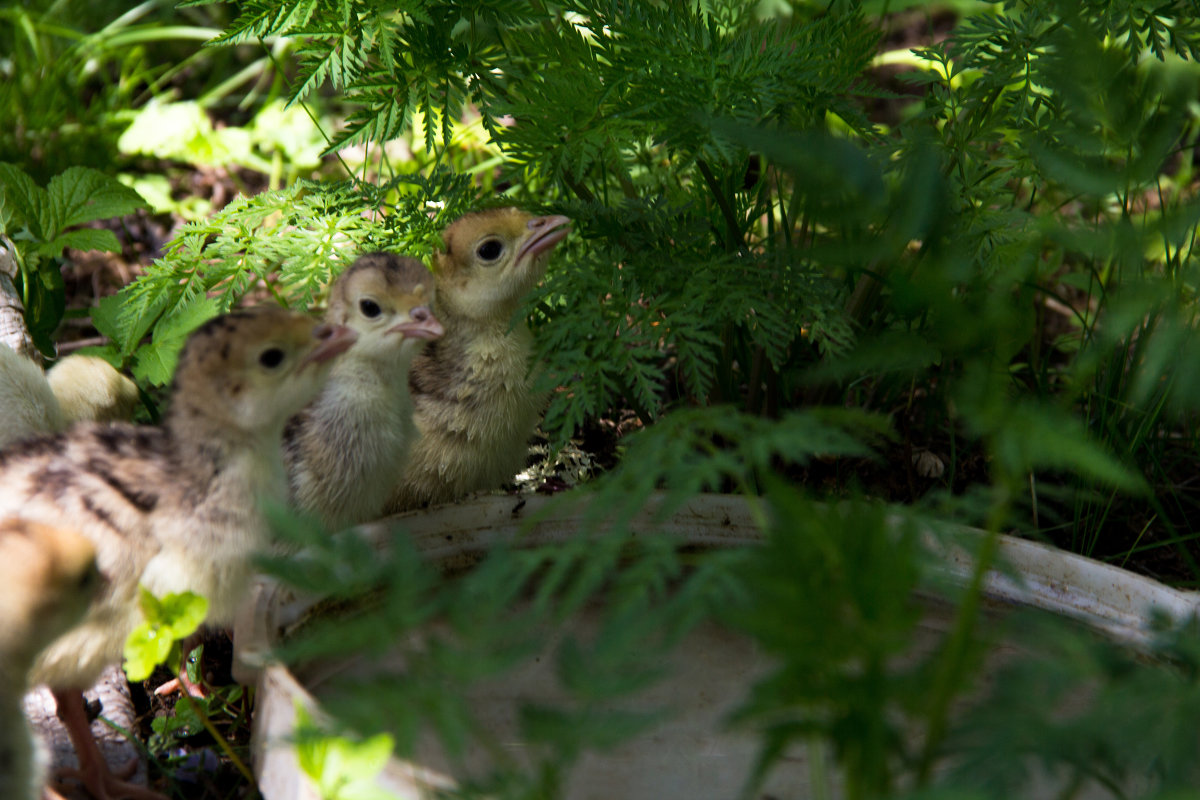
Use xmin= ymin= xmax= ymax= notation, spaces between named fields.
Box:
xmin=0 ymin=306 xmax=355 ymax=800
xmin=284 ymin=253 xmax=443 ymax=530
xmin=387 ymin=207 xmax=569 ymax=511
xmin=47 ymin=355 xmax=141 ymax=425
xmin=0 ymin=348 xmax=139 ymax=452
xmin=0 ymin=519 xmax=100 ymax=800
xmin=0 ymin=343 xmax=67 ymax=449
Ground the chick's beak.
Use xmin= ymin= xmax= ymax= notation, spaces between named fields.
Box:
xmin=388 ymin=306 xmax=444 ymax=341
xmin=303 ymin=323 xmax=358 ymax=366
xmin=516 ymin=214 xmax=571 ymax=264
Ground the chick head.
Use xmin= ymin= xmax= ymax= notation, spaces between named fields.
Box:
xmin=0 ymin=518 xmax=101 ymax=671
xmin=170 ymin=307 xmax=357 ymax=434
xmin=435 ymin=207 xmax=570 ymax=322
xmin=326 ymin=253 xmax=444 ymax=366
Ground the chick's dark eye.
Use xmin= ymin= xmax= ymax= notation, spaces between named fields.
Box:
xmin=476 ymin=238 xmax=504 ymax=262
xmin=259 ymin=347 xmax=286 ymax=368
xmin=78 ymin=566 xmax=100 ymax=591
xmin=359 ymin=299 xmax=382 ymax=318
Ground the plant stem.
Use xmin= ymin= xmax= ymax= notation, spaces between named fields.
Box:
xmin=915 ymin=487 xmax=1009 ymax=784
xmin=697 ymin=159 xmax=741 ymax=253
xmin=179 ymin=689 xmax=260 ymax=795
xmin=563 ymin=173 xmax=595 ymax=203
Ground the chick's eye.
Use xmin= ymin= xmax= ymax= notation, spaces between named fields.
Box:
xmin=476 ymin=238 xmax=504 ymax=262
xmin=259 ymin=347 xmax=286 ymax=368
xmin=78 ymin=566 xmax=100 ymax=592
xmin=359 ymin=299 xmax=382 ymax=318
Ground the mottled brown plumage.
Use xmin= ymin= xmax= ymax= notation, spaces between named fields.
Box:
xmin=387 ymin=207 xmax=569 ymax=511
xmin=284 ymin=253 xmax=442 ymax=530
xmin=0 ymin=307 xmax=355 ymax=800
xmin=0 ymin=519 xmax=99 ymax=800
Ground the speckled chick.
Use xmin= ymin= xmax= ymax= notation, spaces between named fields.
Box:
xmin=0 ymin=343 xmax=67 ymax=449
xmin=47 ymin=355 xmax=141 ymax=425
xmin=0 ymin=307 xmax=355 ymax=800
xmin=284 ymin=253 xmax=443 ymax=530
xmin=0 ymin=519 xmax=100 ymax=800
xmin=387 ymin=207 xmax=570 ymax=511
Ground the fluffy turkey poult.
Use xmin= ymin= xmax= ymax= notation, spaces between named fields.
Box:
xmin=0 ymin=347 xmax=140 ymax=450
xmin=47 ymin=355 xmax=141 ymax=425
xmin=387 ymin=207 xmax=569 ymax=511
xmin=0 ymin=307 xmax=355 ymax=800
xmin=0 ymin=342 xmax=67 ymax=449
xmin=0 ymin=519 xmax=100 ymax=800
xmin=284 ymin=253 xmax=443 ymax=530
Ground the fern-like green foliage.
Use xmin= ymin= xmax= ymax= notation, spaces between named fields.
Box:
xmin=941 ymin=610 xmax=1200 ymax=798
xmin=556 ymin=404 xmax=892 ymax=534
xmin=724 ymin=488 xmax=930 ymax=798
xmin=262 ymin=479 xmax=1200 ymax=800
xmin=182 ymin=0 xmax=878 ymax=441
xmin=0 ymin=0 xmax=250 ymax=181
xmin=94 ymin=172 xmax=476 ymax=384
xmin=893 ymin=1 xmax=1200 ymax=547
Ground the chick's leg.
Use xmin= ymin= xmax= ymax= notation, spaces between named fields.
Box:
xmin=51 ymin=689 xmax=166 ymax=800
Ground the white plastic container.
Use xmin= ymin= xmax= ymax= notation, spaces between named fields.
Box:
xmin=234 ymin=493 xmax=1200 ymax=800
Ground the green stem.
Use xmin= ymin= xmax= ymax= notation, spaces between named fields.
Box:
xmin=915 ymin=488 xmax=1009 ymax=784
xmin=696 ymin=159 xmax=741 ymax=253
xmin=563 ymin=173 xmax=596 ymax=203
xmin=178 ymin=689 xmax=260 ymax=794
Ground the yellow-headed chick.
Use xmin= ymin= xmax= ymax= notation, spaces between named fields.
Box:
xmin=0 ymin=348 xmax=140 ymax=452
xmin=0 ymin=519 xmax=100 ymax=800
xmin=0 ymin=307 xmax=355 ymax=800
xmin=387 ymin=207 xmax=569 ymax=511
xmin=284 ymin=253 xmax=443 ymax=530
xmin=47 ymin=355 xmax=141 ymax=425
xmin=0 ymin=343 xmax=67 ymax=449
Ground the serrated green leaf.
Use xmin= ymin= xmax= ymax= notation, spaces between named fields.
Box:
xmin=132 ymin=296 xmax=221 ymax=385
xmin=132 ymin=340 xmax=178 ymax=386
xmin=112 ymin=288 xmax=173 ymax=357
xmin=519 ymin=704 xmax=659 ymax=755
xmin=993 ymin=403 xmax=1148 ymax=493
xmin=185 ymin=644 xmax=204 ymax=685
xmin=137 ymin=585 xmax=165 ymax=623
xmin=186 ymin=125 xmax=256 ymax=169
xmin=37 ymin=228 xmax=122 ymax=257
xmin=294 ymin=707 xmax=329 ymax=778
xmin=118 ymin=101 xmax=214 ymax=160
xmin=1028 ymin=139 xmax=1125 ymax=197
xmin=250 ymin=100 xmax=326 ymax=168
xmin=47 ymin=166 xmax=146 ymax=229
xmin=164 ymin=693 xmax=203 ymax=735
xmin=0 ymin=162 xmax=50 ymax=239
xmin=90 ymin=294 xmax=125 ymax=347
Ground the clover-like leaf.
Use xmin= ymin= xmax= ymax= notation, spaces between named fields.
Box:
xmin=123 ymin=587 xmax=209 ymax=682
xmin=295 ymin=706 xmax=399 ymax=800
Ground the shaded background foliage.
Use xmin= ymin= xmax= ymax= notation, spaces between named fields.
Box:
xmin=6 ymin=0 xmax=1200 ymax=797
